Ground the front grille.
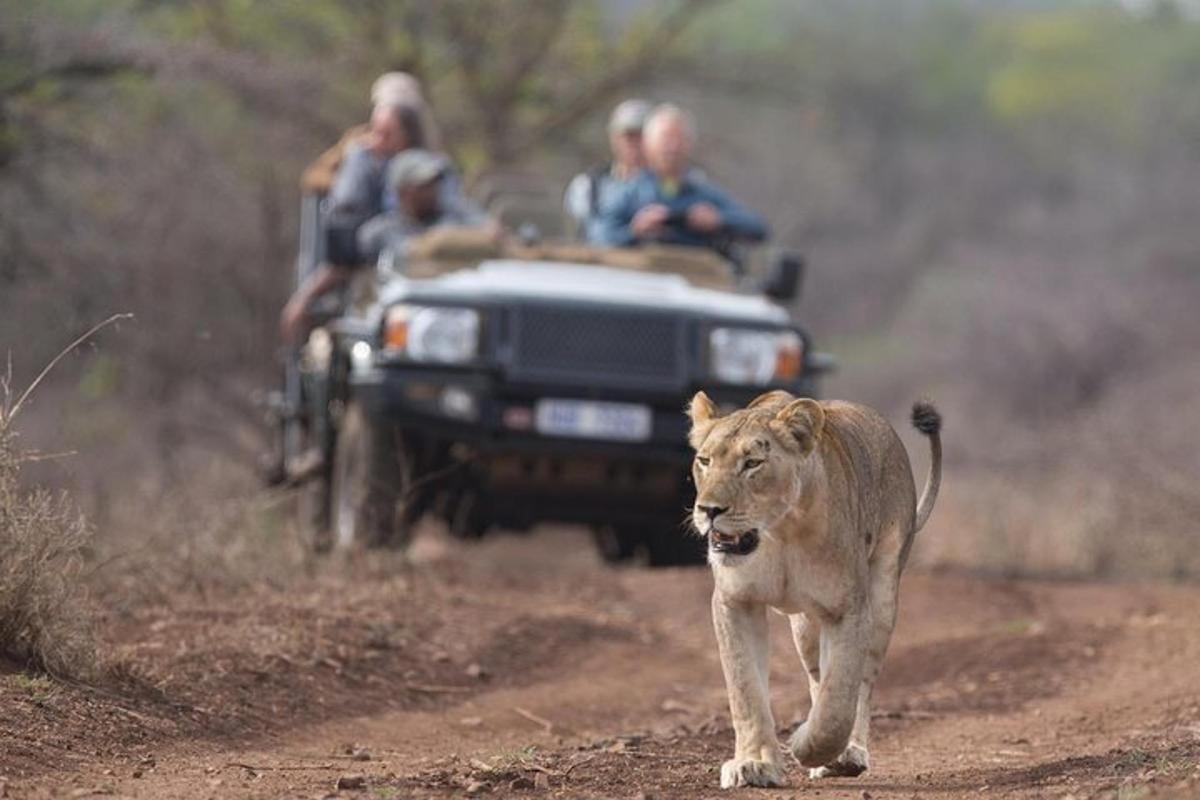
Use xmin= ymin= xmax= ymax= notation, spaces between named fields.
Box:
xmin=507 ymin=305 xmax=686 ymax=390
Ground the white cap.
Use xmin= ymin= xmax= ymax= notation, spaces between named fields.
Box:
xmin=608 ymin=99 xmax=652 ymax=133
xmin=371 ymin=72 xmax=425 ymax=108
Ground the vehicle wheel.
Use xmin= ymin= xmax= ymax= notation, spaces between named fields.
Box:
xmin=329 ymin=401 xmax=414 ymax=550
xmin=297 ymin=472 xmax=333 ymax=553
xmin=591 ymin=525 xmax=641 ymax=564
xmin=645 ymin=525 xmax=707 ymax=567
xmin=447 ymin=490 xmax=489 ymax=540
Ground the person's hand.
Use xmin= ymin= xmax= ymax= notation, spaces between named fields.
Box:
xmin=631 ymin=203 xmax=671 ymax=238
xmin=483 ymin=217 xmax=506 ymax=244
xmin=686 ymin=202 xmax=723 ymax=233
xmin=280 ymin=297 xmax=308 ymax=346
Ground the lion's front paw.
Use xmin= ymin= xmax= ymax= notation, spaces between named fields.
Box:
xmin=808 ymin=743 xmax=870 ymax=779
xmin=719 ymin=758 xmax=788 ymax=789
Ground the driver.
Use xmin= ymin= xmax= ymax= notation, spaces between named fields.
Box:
xmin=357 ymin=149 xmax=493 ymax=269
xmin=591 ymin=104 xmax=768 ymax=251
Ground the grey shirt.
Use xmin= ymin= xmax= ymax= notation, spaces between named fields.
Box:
xmin=328 ymin=143 xmax=387 ymax=223
xmin=357 ymin=199 xmax=488 ymax=271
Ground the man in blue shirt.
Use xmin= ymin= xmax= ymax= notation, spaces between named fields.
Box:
xmin=591 ymin=104 xmax=768 ymax=253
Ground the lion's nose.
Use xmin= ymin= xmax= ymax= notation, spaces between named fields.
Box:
xmin=698 ymin=504 xmax=728 ymax=522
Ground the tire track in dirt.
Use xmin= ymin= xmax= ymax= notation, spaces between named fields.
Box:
xmin=4 ymin=528 xmax=1200 ymax=799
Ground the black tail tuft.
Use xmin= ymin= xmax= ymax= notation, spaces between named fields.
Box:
xmin=911 ymin=400 xmax=941 ymax=436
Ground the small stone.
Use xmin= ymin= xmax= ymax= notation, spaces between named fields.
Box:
xmin=861 ymin=791 xmax=872 ymax=800
xmin=465 ymin=663 xmax=487 ymax=679
xmin=432 ymin=651 xmax=451 ymax=662
xmin=132 ymin=769 xmax=143 ymax=779
xmin=466 ymin=780 xmax=488 ymax=795
xmin=533 ymin=772 xmax=550 ymax=789
xmin=335 ymin=774 xmax=366 ymax=790
xmin=460 ymin=716 xmax=483 ymax=727
xmin=509 ymin=776 xmax=535 ymax=790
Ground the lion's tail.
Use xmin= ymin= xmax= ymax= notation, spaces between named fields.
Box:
xmin=911 ymin=400 xmax=942 ymax=532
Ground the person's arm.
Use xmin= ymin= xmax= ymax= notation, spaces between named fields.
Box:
xmin=279 ymin=263 xmax=353 ymax=344
xmin=697 ymin=182 xmax=770 ymax=242
xmin=356 ymin=214 xmax=391 ymax=265
xmin=564 ymin=172 xmax=593 ymax=223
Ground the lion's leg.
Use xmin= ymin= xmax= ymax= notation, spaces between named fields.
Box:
xmin=712 ymin=593 xmax=787 ymax=789
xmin=788 ymin=612 xmax=821 ymax=708
xmin=787 ymin=607 xmax=868 ymax=769
xmin=810 ymin=553 xmax=902 ymax=779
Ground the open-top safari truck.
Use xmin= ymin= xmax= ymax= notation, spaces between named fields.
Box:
xmin=266 ymin=139 xmax=833 ymax=566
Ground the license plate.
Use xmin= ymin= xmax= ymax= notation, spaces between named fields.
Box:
xmin=535 ymin=399 xmax=652 ymax=442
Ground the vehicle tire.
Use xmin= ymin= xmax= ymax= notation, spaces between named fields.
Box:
xmin=447 ymin=490 xmax=489 ymax=540
xmin=645 ymin=525 xmax=707 ymax=567
xmin=329 ymin=400 xmax=414 ymax=550
xmin=591 ymin=524 xmax=641 ymax=564
xmin=297 ymin=471 xmax=333 ymax=553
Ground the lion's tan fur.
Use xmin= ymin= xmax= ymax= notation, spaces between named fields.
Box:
xmin=688 ymin=390 xmax=941 ymax=789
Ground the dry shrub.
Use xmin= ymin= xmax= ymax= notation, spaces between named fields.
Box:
xmin=0 ymin=320 xmax=124 ymax=678
xmin=0 ymin=422 xmax=97 ymax=678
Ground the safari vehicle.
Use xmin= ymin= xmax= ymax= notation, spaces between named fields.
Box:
xmin=269 ymin=145 xmax=834 ymax=566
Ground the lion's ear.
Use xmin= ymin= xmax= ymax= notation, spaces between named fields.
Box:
xmin=687 ymin=391 xmax=719 ymax=449
xmin=772 ymin=398 xmax=825 ymax=454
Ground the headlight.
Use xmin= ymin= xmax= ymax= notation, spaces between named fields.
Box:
xmin=708 ymin=327 xmax=803 ymax=385
xmin=383 ymin=305 xmax=481 ymax=364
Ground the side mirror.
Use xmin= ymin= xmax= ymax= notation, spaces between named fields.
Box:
xmin=763 ymin=252 xmax=804 ymax=303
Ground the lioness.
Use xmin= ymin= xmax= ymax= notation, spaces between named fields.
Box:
xmin=687 ymin=391 xmax=942 ymax=788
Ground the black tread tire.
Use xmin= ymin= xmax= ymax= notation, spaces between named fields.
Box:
xmin=298 ymin=471 xmax=333 ymax=553
xmin=447 ymin=491 xmax=489 ymax=540
xmin=330 ymin=401 xmax=413 ymax=550
xmin=591 ymin=525 xmax=641 ymax=564
xmin=645 ymin=525 xmax=707 ymax=568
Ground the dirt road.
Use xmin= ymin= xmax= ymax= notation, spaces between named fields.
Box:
xmin=3 ymin=526 xmax=1199 ymax=799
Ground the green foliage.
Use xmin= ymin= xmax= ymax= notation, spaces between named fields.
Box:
xmin=692 ymin=1 xmax=1200 ymax=156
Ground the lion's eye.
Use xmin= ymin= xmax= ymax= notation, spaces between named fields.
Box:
xmin=696 ymin=456 xmax=711 ymax=468
xmin=741 ymin=458 xmax=764 ymax=472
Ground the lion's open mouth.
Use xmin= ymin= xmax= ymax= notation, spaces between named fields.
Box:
xmin=709 ymin=528 xmax=759 ymax=556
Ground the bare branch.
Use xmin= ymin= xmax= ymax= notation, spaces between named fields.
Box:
xmin=503 ymin=0 xmax=717 ymax=165
xmin=4 ymin=313 xmax=133 ymax=427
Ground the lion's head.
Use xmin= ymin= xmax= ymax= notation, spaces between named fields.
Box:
xmin=687 ymin=390 xmax=825 ymax=557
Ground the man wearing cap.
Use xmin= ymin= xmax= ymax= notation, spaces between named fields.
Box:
xmin=564 ymin=99 xmax=652 ymax=244
xmin=591 ymin=104 xmax=768 ymax=255
xmin=280 ymin=150 xmax=490 ymax=343
xmin=357 ymin=149 xmax=491 ymax=267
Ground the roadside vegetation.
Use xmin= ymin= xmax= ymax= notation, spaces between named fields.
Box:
xmin=0 ymin=352 xmax=98 ymax=679
xmin=0 ymin=0 xmax=1197 ymax=622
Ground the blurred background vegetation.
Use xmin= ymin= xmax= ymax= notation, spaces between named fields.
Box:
xmin=2 ymin=0 xmax=1198 ymax=583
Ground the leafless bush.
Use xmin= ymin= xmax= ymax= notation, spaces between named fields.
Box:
xmin=0 ymin=320 xmax=132 ymax=678
xmin=0 ymin=415 xmax=97 ymax=679
xmin=0 ymin=438 xmax=98 ymax=677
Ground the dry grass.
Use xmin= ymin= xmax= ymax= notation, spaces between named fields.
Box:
xmin=0 ymin=421 xmax=97 ymax=678
xmin=0 ymin=319 xmax=128 ymax=679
